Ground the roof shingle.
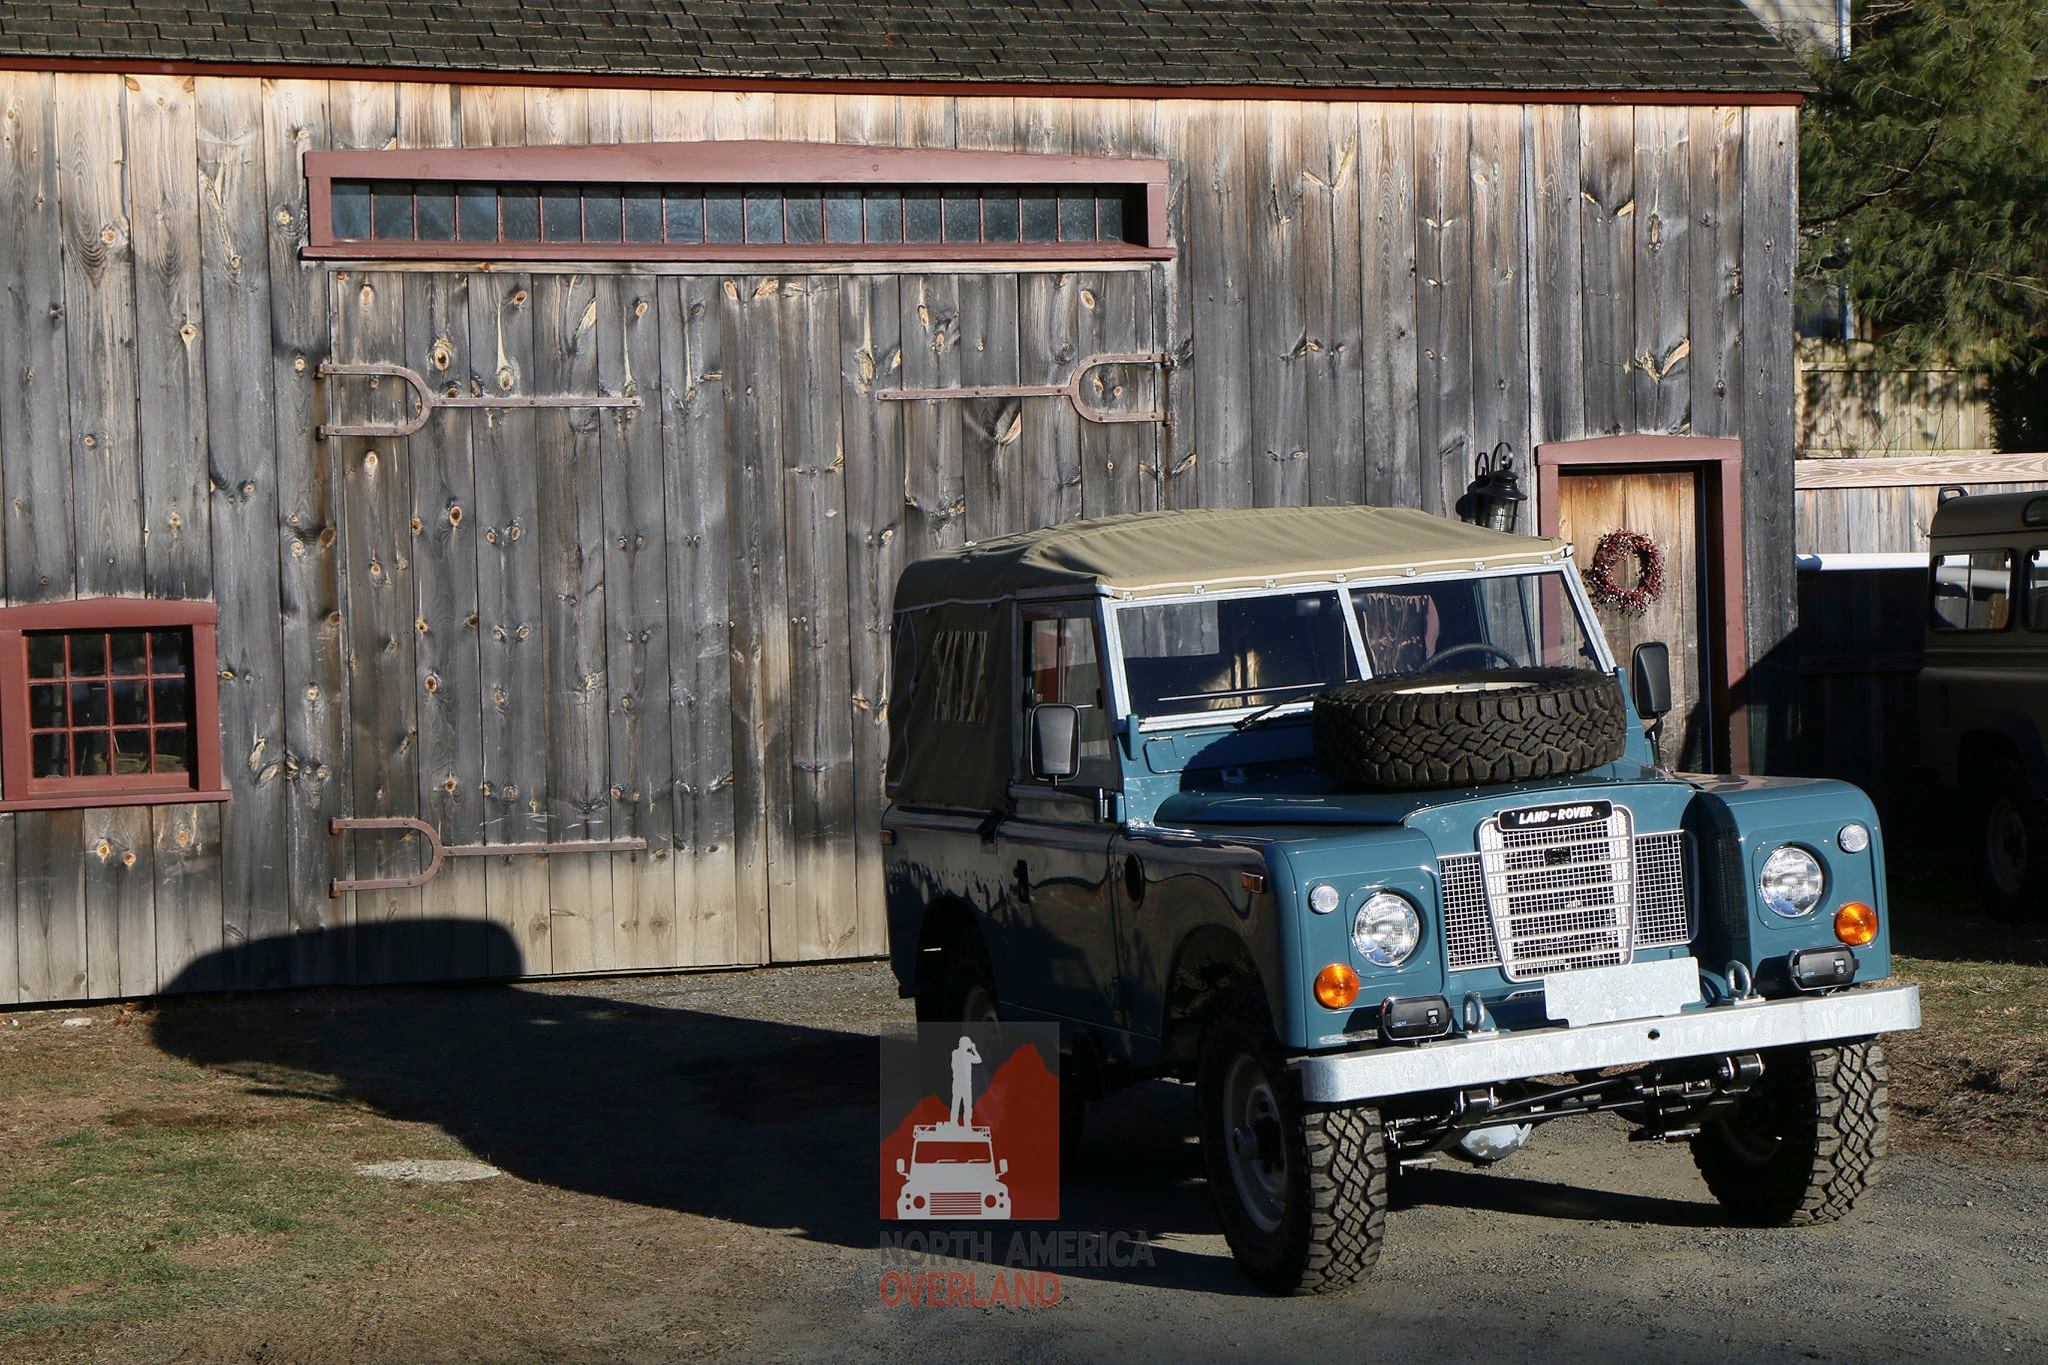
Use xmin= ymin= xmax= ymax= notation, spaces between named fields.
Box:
xmin=0 ymin=0 xmax=1811 ymax=93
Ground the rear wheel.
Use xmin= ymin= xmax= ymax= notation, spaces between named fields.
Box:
xmin=1978 ymin=760 xmax=2048 ymax=917
xmin=915 ymin=930 xmax=997 ymax=1026
xmin=1692 ymin=1041 xmax=1889 ymax=1226
xmin=1196 ymin=989 xmax=1387 ymax=1294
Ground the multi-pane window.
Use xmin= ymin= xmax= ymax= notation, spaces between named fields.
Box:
xmin=306 ymin=143 xmax=1170 ymax=262
xmin=0 ymin=601 xmax=226 ymax=810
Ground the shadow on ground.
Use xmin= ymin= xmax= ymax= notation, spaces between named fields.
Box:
xmin=150 ymin=921 xmax=1739 ymax=1296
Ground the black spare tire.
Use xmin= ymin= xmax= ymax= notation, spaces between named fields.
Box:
xmin=1313 ymin=667 xmax=1628 ymax=791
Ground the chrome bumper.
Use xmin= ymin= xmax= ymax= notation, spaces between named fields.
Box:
xmin=1293 ymin=983 xmax=1921 ymax=1105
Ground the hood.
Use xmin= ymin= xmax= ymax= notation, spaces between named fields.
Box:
xmin=1150 ymin=761 xmax=1676 ymax=830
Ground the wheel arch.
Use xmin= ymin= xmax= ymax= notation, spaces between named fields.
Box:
xmin=1159 ymin=923 xmax=1270 ymax=1076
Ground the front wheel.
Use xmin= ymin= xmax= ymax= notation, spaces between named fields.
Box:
xmin=1692 ymin=1040 xmax=1890 ymax=1226
xmin=1196 ymin=991 xmax=1388 ymax=1294
xmin=1979 ymin=760 xmax=2048 ymax=917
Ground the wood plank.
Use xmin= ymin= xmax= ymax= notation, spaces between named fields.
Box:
xmin=1688 ymin=105 xmax=1744 ymax=440
xmin=597 ymin=270 xmax=681 ymax=969
xmin=1740 ymin=105 xmax=1800 ymax=771
xmin=56 ymin=73 xmax=146 ymax=597
xmin=152 ymin=805 xmax=222 ymax=991
xmin=1414 ymin=104 xmax=1473 ymax=517
xmin=1467 ymin=105 xmax=1531 ymax=474
xmin=1631 ymin=106 xmax=1692 ymax=434
xmin=127 ymin=74 xmax=211 ymax=599
xmin=1793 ymin=452 xmax=2048 ymax=489
xmin=899 ymin=274 xmax=968 ymax=551
xmin=404 ymin=268 xmax=485 ymax=981
xmin=663 ymin=273 xmax=750 ymax=965
xmin=17 ymin=811 xmax=86 ymax=1002
xmin=723 ymin=274 xmax=798 ymax=958
xmin=0 ymin=72 xmax=75 ymax=603
xmin=83 ymin=808 xmax=155 ymax=998
xmin=263 ymin=78 xmax=349 ymax=985
xmin=1070 ymin=100 xmax=1157 ymax=520
xmin=1305 ymin=102 xmax=1366 ymax=509
xmin=1154 ymin=100 xmax=1199 ymax=511
xmin=955 ymin=96 xmax=1030 ymax=538
xmin=1579 ymin=105 xmax=1636 ymax=438
xmin=1247 ymin=100 xmax=1310 ymax=509
xmin=1358 ymin=103 xmax=1420 ymax=509
xmin=1528 ymin=104 xmax=1585 ymax=455
xmin=774 ymin=275 xmax=861 ymax=961
xmin=836 ymin=271 xmax=903 ymax=960
xmin=0 ymin=814 xmax=14 ymax=1003
xmin=468 ymin=270 xmax=550 ymax=977
xmin=194 ymin=77 xmax=292 ymax=987
xmin=1184 ymin=100 xmax=1253 ymax=512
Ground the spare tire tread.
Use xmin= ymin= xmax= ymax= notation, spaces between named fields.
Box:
xmin=1313 ymin=666 xmax=1628 ymax=790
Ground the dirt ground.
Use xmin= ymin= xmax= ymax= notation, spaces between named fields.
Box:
xmin=1 ymin=885 xmax=2043 ymax=1362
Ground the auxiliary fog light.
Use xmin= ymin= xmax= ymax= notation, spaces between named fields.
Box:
xmin=1308 ymin=883 xmax=1342 ymax=915
xmin=1353 ymin=892 xmax=1422 ymax=966
xmin=1835 ymin=901 xmax=1879 ymax=947
xmin=1838 ymin=822 xmax=1871 ymax=854
xmin=1313 ymin=962 xmax=1361 ymax=1010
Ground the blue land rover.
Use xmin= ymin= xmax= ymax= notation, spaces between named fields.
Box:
xmin=881 ymin=505 xmax=1920 ymax=1294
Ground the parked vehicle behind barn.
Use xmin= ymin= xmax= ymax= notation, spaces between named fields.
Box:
xmin=1921 ymin=488 xmax=2048 ymax=915
xmin=881 ymin=505 xmax=1920 ymax=1294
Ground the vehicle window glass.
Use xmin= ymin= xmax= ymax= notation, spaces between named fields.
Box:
xmin=1350 ymin=571 xmax=1597 ymax=678
xmin=1930 ymin=549 xmax=2013 ymax=631
xmin=1118 ymin=590 xmax=1357 ymax=717
xmin=2028 ymin=550 xmax=2048 ymax=629
xmin=1020 ymin=605 xmax=1115 ymax=784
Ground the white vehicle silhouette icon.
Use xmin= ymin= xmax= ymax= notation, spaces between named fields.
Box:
xmin=893 ymin=1034 xmax=1013 ymax=1220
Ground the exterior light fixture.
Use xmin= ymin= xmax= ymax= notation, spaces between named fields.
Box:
xmin=1466 ymin=442 xmax=1527 ymax=533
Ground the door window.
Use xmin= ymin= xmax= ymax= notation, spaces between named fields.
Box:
xmin=2026 ymin=550 xmax=2048 ymax=629
xmin=1930 ymin=549 xmax=2014 ymax=631
xmin=1020 ymin=604 xmax=1116 ymax=787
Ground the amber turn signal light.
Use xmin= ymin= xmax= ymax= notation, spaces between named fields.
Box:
xmin=1834 ymin=901 xmax=1878 ymax=947
xmin=1314 ymin=962 xmax=1361 ymax=1010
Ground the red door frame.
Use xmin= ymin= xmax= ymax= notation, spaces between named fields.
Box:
xmin=1535 ymin=435 xmax=1749 ymax=774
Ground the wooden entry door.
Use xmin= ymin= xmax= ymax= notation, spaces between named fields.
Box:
xmin=1556 ymin=469 xmax=1716 ymax=769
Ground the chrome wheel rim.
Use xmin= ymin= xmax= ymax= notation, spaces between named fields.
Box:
xmin=1221 ymin=1051 xmax=1289 ymax=1233
xmin=1987 ymin=798 xmax=2028 ymax=896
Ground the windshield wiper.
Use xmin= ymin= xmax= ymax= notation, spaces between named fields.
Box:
xmin=1233 ymin=698 xmax=1311 ymax=732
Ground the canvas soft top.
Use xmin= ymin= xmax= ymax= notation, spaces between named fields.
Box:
xmin=892 ymin=505 xmax=1570 ymax=611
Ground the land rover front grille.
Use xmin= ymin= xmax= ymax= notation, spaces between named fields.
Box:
xmin=929 ymin=1192 xmax=986 ymax=1217
xmin=1439 ymin=809 xmax=1689 ymax=980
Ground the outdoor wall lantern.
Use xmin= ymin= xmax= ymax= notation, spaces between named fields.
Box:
xmin=1466 ymin=442 xmax=1527 ymax=533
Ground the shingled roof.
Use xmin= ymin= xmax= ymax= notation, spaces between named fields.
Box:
xmin=0 ymin=0 xmax=1810 ymax=94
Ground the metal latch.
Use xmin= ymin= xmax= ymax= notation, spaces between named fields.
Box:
xmin=329 ymin=816 xmax=647 ymax=897
xmin=317 ymin=361 xmax=640 ymax=439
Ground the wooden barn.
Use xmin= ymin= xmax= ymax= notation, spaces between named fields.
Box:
xmin=0 ymin=1 xmax=1809 ymax=1002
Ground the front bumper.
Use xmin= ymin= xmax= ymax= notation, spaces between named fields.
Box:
xmin=1293 ymin=983 xmax=1921 ymax=1104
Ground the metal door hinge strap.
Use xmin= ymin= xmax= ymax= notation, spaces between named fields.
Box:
xmin=328 ymin=815 xmax=648 ymax=897
xmin=878 ymin=351 xmax=1170 ymax=425
xmin=317 ymin=361 xmax=641 ymax=439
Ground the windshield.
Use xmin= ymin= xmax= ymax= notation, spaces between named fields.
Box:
xmin=913 ymin=1139 xmax=994 ymax=1165
xmin=1115 ymin=570 xmax=1602 ymax=719
xmin=1117 ymin=590 xmax=1360 ymax=717
xmin=1351 ymin=574 xmax=1598 ymax=680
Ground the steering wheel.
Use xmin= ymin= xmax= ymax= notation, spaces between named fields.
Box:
xmin=1420 ymin=641 xmax=1521 ymax=672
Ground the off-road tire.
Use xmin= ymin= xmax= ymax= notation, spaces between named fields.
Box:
xmin=914 ymin=929 xmax=998 ymax=1027
xmin=1692 ymin=1040 xmax=1890 ymax=1226
xmin=1976 ymin=759 xmax=2048 ymax=918
xmin=1313 ymin=667 xmax=1629 ymax=791
xmin=1196 ymin=988 xmax=1387 ymax=1294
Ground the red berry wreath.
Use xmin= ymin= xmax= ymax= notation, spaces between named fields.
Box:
xmin=1585 ymin=529 xmax=1665 ymax=614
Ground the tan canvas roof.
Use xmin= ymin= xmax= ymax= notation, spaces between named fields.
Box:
xmin=893 ymin=505 xmax=1570 ymax=609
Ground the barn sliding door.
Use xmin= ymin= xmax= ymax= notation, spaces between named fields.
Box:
xmin=326 ymin=266 xmax=1163 ymax=979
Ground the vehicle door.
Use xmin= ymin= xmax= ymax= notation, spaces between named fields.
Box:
xmin=996 ymin=599 xmax=1124 ymax=1029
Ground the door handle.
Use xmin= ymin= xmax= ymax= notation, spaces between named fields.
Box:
xmin=1013 ymin=858 xmax=1032 ymax=905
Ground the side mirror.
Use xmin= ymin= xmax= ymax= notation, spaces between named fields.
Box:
xmin=1631 ymin=642 xmax=1673 ymax=720
xmin=896 ymin=1158 xmax=907 ymax=1176
xmin=1029 ymin=703 xmax=1080 ymax=782
xmin=998 ymin=1158 xmax=1009 ymax=1177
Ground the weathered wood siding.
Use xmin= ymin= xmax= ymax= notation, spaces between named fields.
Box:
xmin=0 ymin=74 xmax=1798 ymax=1001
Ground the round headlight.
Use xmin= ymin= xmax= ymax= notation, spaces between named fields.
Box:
xmin=1759 ymin=845 xmax=1825 ymax=918
xmin=1352 ymin=892 xmax=1421 ymax=967
xmin=1307 ymin=883 xmax=1341 ymax=915
xmin=1838 ymin=822 xmax=1871 ymax=854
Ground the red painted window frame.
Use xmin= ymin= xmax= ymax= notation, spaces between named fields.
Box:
xmin=303 ymin=140 xmax=1174 ymax=263
xmin=0 ymin=598 xmax=230 ymax=812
